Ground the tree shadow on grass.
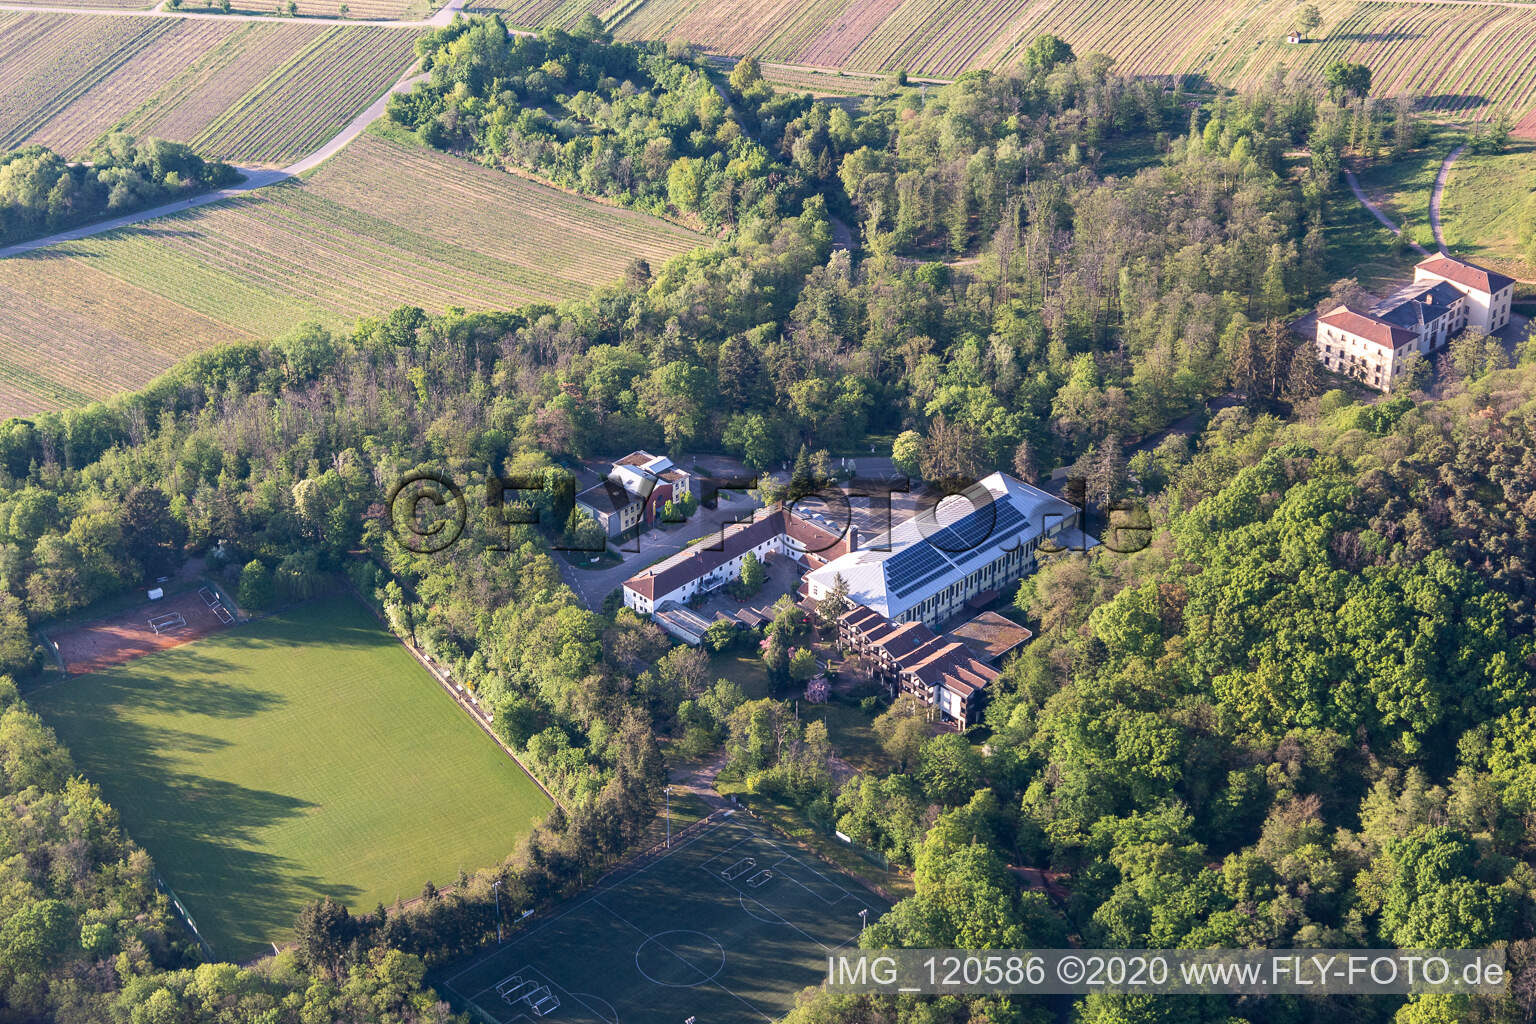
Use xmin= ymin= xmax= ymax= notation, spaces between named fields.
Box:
xmin=1328 ymin=30 xmax=1423 ymax=43
xmin=31 ymin=660 xmax=361 ymax=960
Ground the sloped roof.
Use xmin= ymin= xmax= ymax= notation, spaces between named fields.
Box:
xmin=622 ymin=506 xmax=852 ymax=603
xmin=805 ymin=473 xmax=1077 ymax=620
xmin=576 ymin=480 xmax=639 ymax=515
xmin=1373 ymin=281 xmax=1465 ymax=329
xmin=1317 ymin=306 xmax=1418 ymax=350
xmin=1416 ymin=254 xmax=1516 ymax=296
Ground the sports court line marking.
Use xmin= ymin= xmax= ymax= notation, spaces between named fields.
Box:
xmin=469 ymin=965 xmax=614 ymax=1024
xmin=699 ymin=838 xmax=863 ymax=953
xmin=442 ymin=816 xmax=731 ymax=993
xmin=766 ymin=851 xmax=853 ymax=906
xmin=592 ymin=897 xmax=773 ymax=1023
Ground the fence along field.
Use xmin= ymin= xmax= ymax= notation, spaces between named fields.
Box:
xmin=0 ymin=131 xmax=704 ymax=417
xmin=28 ymin=596 xmax=553 ymax=962
xmin=597 ymin=0 xmax=1536 ymax=126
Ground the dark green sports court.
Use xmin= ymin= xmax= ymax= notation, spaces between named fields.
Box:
xmin=440 ymin=811 xmax=890 ymax=1024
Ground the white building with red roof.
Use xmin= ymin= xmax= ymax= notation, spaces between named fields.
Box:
xmin=1315 ymin=254 xmax=1515 ymax=392
xmin=1413 ymin=254 xmax=1516 ymax=334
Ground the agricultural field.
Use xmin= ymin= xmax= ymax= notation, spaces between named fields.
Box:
xmin=0 ymin=255 xmax=246 ymax=414
xmin=1202 ymin=0 xmax=1536 ymax=129
xmin=1 ymin=0 xmax=153 ymax=8
xmin=115 ymin=21 xmax=335 ymax=148
xmin=600 ymin=0 xmax=1536 ymax=126
xmin=20 ymin=19 xmax=248 ymax=157
xmin=185 ymin=25 xmax=422 ymax=164
xmin=472 ymin=0 xmax=604 ymax=29
xmin=0 ymin=131 xmax=705 ymax=416
xmin=0 ymin=14 xmax=420 ymax=163
xmin=0 ymin=12 xmax=179 ymax=150
xmin=224 ymin=0 xmax=438 ymax=17
xmin=748 ymin=61 xmax=891 ymax=97
xmin=612 ymin=0 xmax=864 ymax=64
xmin=28 ymin=596 xmax=553 ymax=961
xmin=1439 ymin=140 xmax=1536 ymax=281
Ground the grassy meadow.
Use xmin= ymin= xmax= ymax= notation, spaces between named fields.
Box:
xmin=1440 ymin=140 xmax=1536 ymax=282
xmin=29 ymin=596 xmax=551 ymax=961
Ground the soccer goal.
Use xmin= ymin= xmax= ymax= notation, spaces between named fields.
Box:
xmin=494 ymin=974 xmax=561 ymax=1017
xmin=198 ymin=586 xmax=218 ymax=607
xmin=148 ymin=612 xmax=186 ymax=634
xmin=721 ymin=856 xmax=755 ymax=880
xmin=212 ymin=604 xmax=234 ymax=625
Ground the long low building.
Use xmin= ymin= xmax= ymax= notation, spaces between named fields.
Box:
xmin=803 ymin=472 xmax=1084 ymax=629
xmin=622 ymin=505 xmax=852 ymax=616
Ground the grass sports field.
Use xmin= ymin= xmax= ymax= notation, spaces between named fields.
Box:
xmin=29 ymin=596 xmax=552 ymax=961
xmin=440 ymin=811 xmax=887 ymax=1024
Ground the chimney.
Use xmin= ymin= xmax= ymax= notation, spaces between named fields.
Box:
xmin=848 ymin=527 xmax=860 ymax=553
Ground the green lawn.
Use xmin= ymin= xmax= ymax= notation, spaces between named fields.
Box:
xmin=1440 ymin=139 xmax=1536 ymax=280
xmin=29 ymin=596 xmax=551 ymax=960
xmin=1353 ymin=144 xmax=1446 ymax=252
xmin=711 ymin=650 xmax=774 ymax=699
xmin=1321 ymin=184 xmax=1419 ymax=298
xmin=802 ymin=699 xmax=890 ymax=774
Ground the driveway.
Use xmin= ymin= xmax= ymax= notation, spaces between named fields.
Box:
xmin=558 ymin=491 xmax=762 ymax=609
xmin=1429 ymin=143 xmax=1465 ymax=253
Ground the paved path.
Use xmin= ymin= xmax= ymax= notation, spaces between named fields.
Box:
xmin=0 ymin=0 xmax=462 ymax=26
xmin=1429 ymin=143 xmax=1464 ymax=253
xmin=554 ymin=491 xmax=762 ymax=610
xmin=1344 ymin=167 xmax=1430 ymax=256
xmin=0 ymin=67 xmax=430 ymax=258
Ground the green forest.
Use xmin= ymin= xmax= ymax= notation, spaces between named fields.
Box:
xmin=0 ymin=23 xmax=1532 ymax=1024
xmin=0 ymin=135 xmax=237 ymax=247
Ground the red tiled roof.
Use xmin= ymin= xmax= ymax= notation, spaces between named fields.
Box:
xmin=782 ymin=513 xmax=849 ymax=558
xmin=623 ymin=506 xmax=851 ymax=603
xmin=624 ymin=510 xmax=784 ymax=601
xmin=1317 ymin=306 xmax=1417 ymax=349
xmin=871 ymin=621 xmax=937 ymax=660
xmin=1416 ymin=255 xmax=1516 ymax=296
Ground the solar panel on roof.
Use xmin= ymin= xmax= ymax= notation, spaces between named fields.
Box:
xmin=929 ymin=499 xmax=1024 ymax=556
xmin=893 ymin=563 xmax=953 ymax=599
xmin=884 ymin=543 xmax=946 ymax=594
